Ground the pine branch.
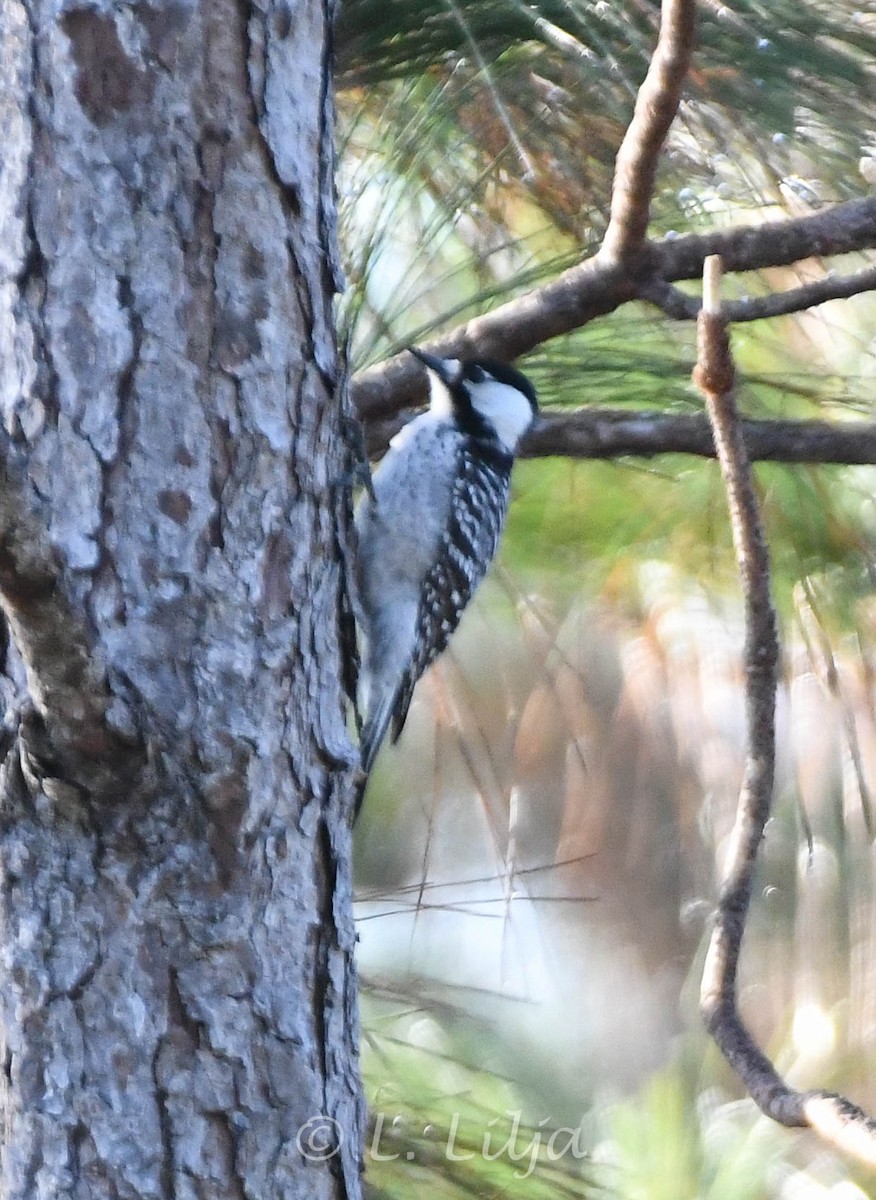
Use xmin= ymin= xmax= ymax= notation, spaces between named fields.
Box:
xmin=640 ymin=265 xmax=876 ymax=322
xmin=352 ymin=198 xmax=876 ymax=422
xmin=600 ymin=0 xmax=696 ymax=263
xmin=365 ymin=407 xmax=876 ymax=467
xmin=522 ymin=409 xmax=876 ymax=464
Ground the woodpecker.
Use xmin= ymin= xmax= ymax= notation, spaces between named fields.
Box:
xmin=355 ymin=347 xmax=538 ymax=784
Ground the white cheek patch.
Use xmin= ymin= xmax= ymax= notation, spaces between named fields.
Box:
xmin=471 ymin=379 xmax=534 ymax=451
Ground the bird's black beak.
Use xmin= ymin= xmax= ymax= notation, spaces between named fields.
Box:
xmin=407 ymin=346 xmax=458 ymax=384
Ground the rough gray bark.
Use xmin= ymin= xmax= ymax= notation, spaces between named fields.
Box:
xmin=0 ymin=0 xmax=363 ymax=1197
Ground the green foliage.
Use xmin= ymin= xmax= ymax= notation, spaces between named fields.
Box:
xmin=361 ymin=1004 xmax=875 ymax=1199
xmin=361 ymin=991 xmax=598 ymax=1198
xmin=337 ymin=0 xmax=876 ymax=617
xmin=341 ymin=2 xmax=876 ymax=1195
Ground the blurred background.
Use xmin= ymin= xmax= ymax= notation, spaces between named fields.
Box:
xmin=336 ymin=2 xmax=876 ymax=1194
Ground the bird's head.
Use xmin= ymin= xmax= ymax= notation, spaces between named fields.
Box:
xmin=408 ymin=347 xmax=538 ymax=454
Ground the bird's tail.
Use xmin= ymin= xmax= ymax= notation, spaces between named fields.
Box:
xmin=354 ymin=689 xmax=397 ymax=821
xmin=358 ymin=684 xmax=397 ymax=777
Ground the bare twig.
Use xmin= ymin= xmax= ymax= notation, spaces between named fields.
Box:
xmin=366 ymin=407 xmax=876 ymax=467
xmin=0 ymin=441 xmax=142 ymax=796
xmin=696 ymin=255 xmax=876 ymax=1167
xmin=696 ymin=253 xmax=789 ymax=1112
xmin=640 ymin=265 xmax=876 ymax=323
xmin=600 ymin=0 xmax=696 ymax=263
xmin=352 ymin=197 xmax=876 ymax=422
xmin=524 ymin=410 xmax=876 ymax=464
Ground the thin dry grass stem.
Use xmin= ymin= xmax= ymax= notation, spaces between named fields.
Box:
xmin=600 ymin=0 xmax=696 ymax=263
xmin=437 ymin=651 xmax=510 ymax=818
xmin=428 ymin=659 xmax=530 ymax=911
xmin=696 ymin=254 xmax=876 ymax=1165
xmin=797 ymin=577 xmax=875 ymax=839
xmin=410 ymin=695 xmax=443 ymax=930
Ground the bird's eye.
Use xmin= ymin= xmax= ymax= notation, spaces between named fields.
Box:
xmin=465 ymin=364 xmax=487 ymax=383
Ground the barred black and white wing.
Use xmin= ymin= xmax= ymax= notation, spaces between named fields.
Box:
xmin=356 ymin=351 xmax=537 ymax=786
xmin=387 ymin=446 xmax=512 ymax=744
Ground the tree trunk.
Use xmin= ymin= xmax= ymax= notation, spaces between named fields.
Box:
xmin=0 ymin=0 xmax=362 ymax=1196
